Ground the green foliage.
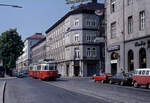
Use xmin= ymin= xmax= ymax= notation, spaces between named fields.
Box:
xmin=0 ymin=29 xmax=24 ymax=70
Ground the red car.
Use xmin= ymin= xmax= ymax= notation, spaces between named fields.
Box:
xmin=93 ymin=73 xmax=107 ymax=83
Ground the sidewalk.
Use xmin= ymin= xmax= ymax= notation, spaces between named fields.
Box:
xmin=0 ymin=75 xmax=17 ymax=80
xmin=0 ymin=81 xmax=6 ymax=103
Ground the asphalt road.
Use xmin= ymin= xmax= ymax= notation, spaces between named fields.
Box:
xmin=4 ymin=77 xmax=150 ymax=103
xmin=4 ymin=77 xmax=108 ymax=103
xmin=47 ymin=77 xmax=150 ymax=103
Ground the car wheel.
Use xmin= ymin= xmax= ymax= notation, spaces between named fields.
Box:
xmin=147 ymin=84 xmax=150 ymax=89
xmin=120 ymin=81 xmax=124 ymax=86
xmin=134 ymin=82 xmax=139 ymax=88
xmin=109 ymin=80 xmax=112 ymax=84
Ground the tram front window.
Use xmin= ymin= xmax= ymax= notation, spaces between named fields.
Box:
xmin=49 ymin=64 xmax=56 ymax=70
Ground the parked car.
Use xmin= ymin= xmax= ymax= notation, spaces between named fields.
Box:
xmin=17 ymin=72 xmax=24 ymax=78
xmin=93 ymin=73 xmax=112 ymax=83
xmin=93 ymin=73 xmax=106 ymax=83
xmin=57 ymin=74 xmax=61 ymax=78
xmin=132 ymin=69 xmax=150 ymax=89
xmin=109 ymin=73 xmax=132 ymax=86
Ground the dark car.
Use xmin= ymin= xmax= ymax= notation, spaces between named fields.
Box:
xmin=17 ymin=72 xmax=24 ymax=78
xmin=0 ymin=66 xmax=5 ymax=77
xmin=57 ymin=74 xmax=61 ymax=78
xmin=109 ymin=73 xmax=132 ymax=86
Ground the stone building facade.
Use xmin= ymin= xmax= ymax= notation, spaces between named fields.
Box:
xmin=16 ymin=33 xmax=45 ymax=72
xmin=31 ymin=37 xmax=46 ymax=64
xmin=105 ymin=0 xmax=150 ymax=75
xmin=46 ymin=2 xmax=105 ymax=77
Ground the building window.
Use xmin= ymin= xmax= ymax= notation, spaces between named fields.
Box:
xmin=111 ymin=22 xmax=116 ymax=39
xmin=86 ymin=47 xmax=97 ymax=57
xmin=74 ymin=48 xmax=80 ymax=58
xmin=74 ymin=34 xmax=79 ymax=42
xmin=110 ymin=0 xmax=116 ymax=13
xmin=74 ymin=19 xmax=79 ymax=26
xmin=139 ymin=11 xmax=145 ymax=31
xmin=87 ymin=48 xmax=91 ymax=57
xmin=127 ymin=0 xmax=133 ymax=6
xmin=128 ymin=16 xmax=133 ymax=34
xmin=86 ymin=33 xmax=96 ymax=42
xmin=91 ymin=48 xmax=96 ymax=57
xmin=91 ymin=20 xmax=96 ymax=26
xmin=86 ymin=19 xmax=91 ymax=26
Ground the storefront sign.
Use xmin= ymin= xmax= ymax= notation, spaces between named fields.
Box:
xmin=111 ymin=60 xmax=118 ymax=64
xmin=107 ymin=45 xmax=120 ymax=52
xmin=135 ymin=41 xmax=146 ymax=47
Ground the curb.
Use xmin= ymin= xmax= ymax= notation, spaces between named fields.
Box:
xmin=0 ymin=81 xmax=6 ymax=103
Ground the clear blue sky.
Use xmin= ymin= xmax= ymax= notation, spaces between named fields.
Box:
xmin=0 ymin=0 xmax=103 ymax=40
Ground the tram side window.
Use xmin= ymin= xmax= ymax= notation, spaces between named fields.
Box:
xmin=146 ymin=71 xmax=149 ymax=75
xmin=45 ymin=66 xmax=49 ymax=70
xmin=142 ymin=70 xmax=145 ymax=75
xmin=37 ymin=66 xmax=41 ymax=70
xmin=139 ymin=71 xmax=142 ymax=75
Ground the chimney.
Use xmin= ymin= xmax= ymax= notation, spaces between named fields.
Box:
xmin=92 ymin=0 xmax=97 ymax=3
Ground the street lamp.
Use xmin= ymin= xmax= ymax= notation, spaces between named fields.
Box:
xmin=0 ymin=4 xmax=22 ymax=8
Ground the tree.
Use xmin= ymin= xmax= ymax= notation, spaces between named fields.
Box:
xmin=0 ymin=29 xmax=24 ymax=74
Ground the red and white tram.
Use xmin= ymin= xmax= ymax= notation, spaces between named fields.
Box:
xmin=29 ymin=61 xmax=57 ymax=81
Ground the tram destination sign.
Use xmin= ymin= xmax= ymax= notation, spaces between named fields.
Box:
xmin=66 ymin=0 xmax=90 ymax=4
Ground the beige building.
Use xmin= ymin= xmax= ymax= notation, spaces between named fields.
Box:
xmin=16 ymin=33 xmax=45 ymax=72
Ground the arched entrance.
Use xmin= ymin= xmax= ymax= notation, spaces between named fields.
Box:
xmin=128 ymin=50 xmax=134 ymax=72
xmin=139 ymin=48 xmax=147 ymax=68
xmin=111 ymin=52 xmax=119 ymax=76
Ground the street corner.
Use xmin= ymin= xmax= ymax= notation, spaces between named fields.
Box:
xmin=0 ymin=81 xmax=6 ymax=103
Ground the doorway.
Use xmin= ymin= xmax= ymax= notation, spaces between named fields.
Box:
xmin=66 ymin=64 xmax=69 ymax=76
xmin=111 ymin=63 xmax=117 ymax=76
xmin=128 ymin=50 xmax=134 ymax=72
xmin=139 ymin=48 xmax=147 ymax=68
xmin=74 ymin=66 xmax=80 ymax=76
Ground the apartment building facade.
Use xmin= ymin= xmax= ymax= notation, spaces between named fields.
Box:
xmin=105 ymin=0 xmax=150 ymax=75
xmin=31 ymin=37 xmax=46 ymax=64
xmin=16 ymin=33 xmax=45 ymax=72
xmin=46 ymin=2 xmax=104 ymax=77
